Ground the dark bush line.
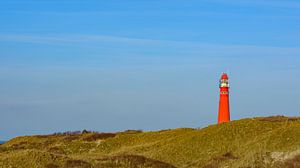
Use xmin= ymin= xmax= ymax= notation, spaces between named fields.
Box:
xmin=97 ymin=154 xmax=176 ymax=168
xmin=65 ymin=159 xmax=92 ymax=168
xmin=257 ymin=115 xmax=300 ymax=122
xmin=51 ymin=129 xmax=143 ymax=136
xmin=31 ymin=129 xmax=143 ymax=142
xmin=18 ymin=129 xmax=144 ymax=143
xmin=46 ymin=163 xmax=60 ymax=168
xmin=52 ymin=131 xmax=86 ymax=136
xmin=123 ymin=129 xmax=143 ymax=134
xmin=82 ymin=133 xmax=116 ymax=141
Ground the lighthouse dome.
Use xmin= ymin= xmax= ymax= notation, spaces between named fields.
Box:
xmin=221 ymin=73 xmax=228 ymax=79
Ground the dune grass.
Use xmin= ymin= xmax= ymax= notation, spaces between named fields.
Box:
xmin=0 ymin=116 xmax=299 ymax=168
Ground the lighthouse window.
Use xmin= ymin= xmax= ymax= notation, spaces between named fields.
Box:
xmin=220 ymin=79 xmax=228 ymax=83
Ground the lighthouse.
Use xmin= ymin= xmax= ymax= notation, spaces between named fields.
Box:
xmin=218 ymin=73 xmax=230 ymax=123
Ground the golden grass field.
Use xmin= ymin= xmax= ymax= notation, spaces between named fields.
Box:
xmin=0 ymin=116 xmax=299 ymax=168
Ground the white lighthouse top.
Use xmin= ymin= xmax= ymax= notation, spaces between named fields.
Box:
xmin=219 ymin=73 xmax=229 ymax=88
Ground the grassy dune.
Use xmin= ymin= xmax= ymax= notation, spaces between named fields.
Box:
xmin=0 ymin=116 xmax=300 ymax=168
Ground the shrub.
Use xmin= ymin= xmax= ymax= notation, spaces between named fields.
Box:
xmin=258 ymin=116 xmax=300 ymax=122
xmin=82 ymin=133 xmax=116 ymax=141
xmin=46 ymin=163 xmax=60 ymax=168
xmin=64 ymin=159 xmax=91 ymax=168
xmin=82 ymin=130 xmax=90 ymax=134
xmin=97 ymin=154 xmax=176 ymax=168
xmin=123 ymin=130 xmax=143 ymax=134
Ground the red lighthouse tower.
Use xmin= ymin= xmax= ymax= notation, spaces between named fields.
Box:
xmin=218 ymin=73 xmax=230 ymax=124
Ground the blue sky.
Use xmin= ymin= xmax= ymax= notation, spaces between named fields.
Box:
xmin=0 ymin=0 xmax=300 ymax=140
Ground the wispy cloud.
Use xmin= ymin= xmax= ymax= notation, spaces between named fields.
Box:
xmin=207 ymin=0 xmax=300 ymax=9
xmin=0 ymin=34 xmax=300 ymax=52
xmin=0 ymin=34 xmax=173 ymax=46
xmin=2 ymin=0 xmax=300 ymax=9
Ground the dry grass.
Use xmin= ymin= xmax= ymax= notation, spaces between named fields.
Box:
xmin=202 ymin=152 xmax=238 ymax=168
xmin=0 ymin=116 xmax=299 ymax=168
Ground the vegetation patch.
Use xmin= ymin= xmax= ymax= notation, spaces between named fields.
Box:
xmin=0 ymin=116 xmax=299 ymax=168
xmin=257 ymin=116 xmax=300 ymax=122
xmin=81 ymin=133 xmax=116 ymax=141
xmin=64 ymin=159 xmax=92 ymax=168
xmin=283 ymin=153 xmax=300 ymax=168
xmin=202 ymin=152 xmax=238 ymax=168
xmin=96 ymin=154 xmax=176 ymax=168
xmin=45 ymin=163 xmax=60 ymax=168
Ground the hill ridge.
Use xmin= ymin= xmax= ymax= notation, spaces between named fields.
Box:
xmin=0 ymin=116 xmax=300 ymax=168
